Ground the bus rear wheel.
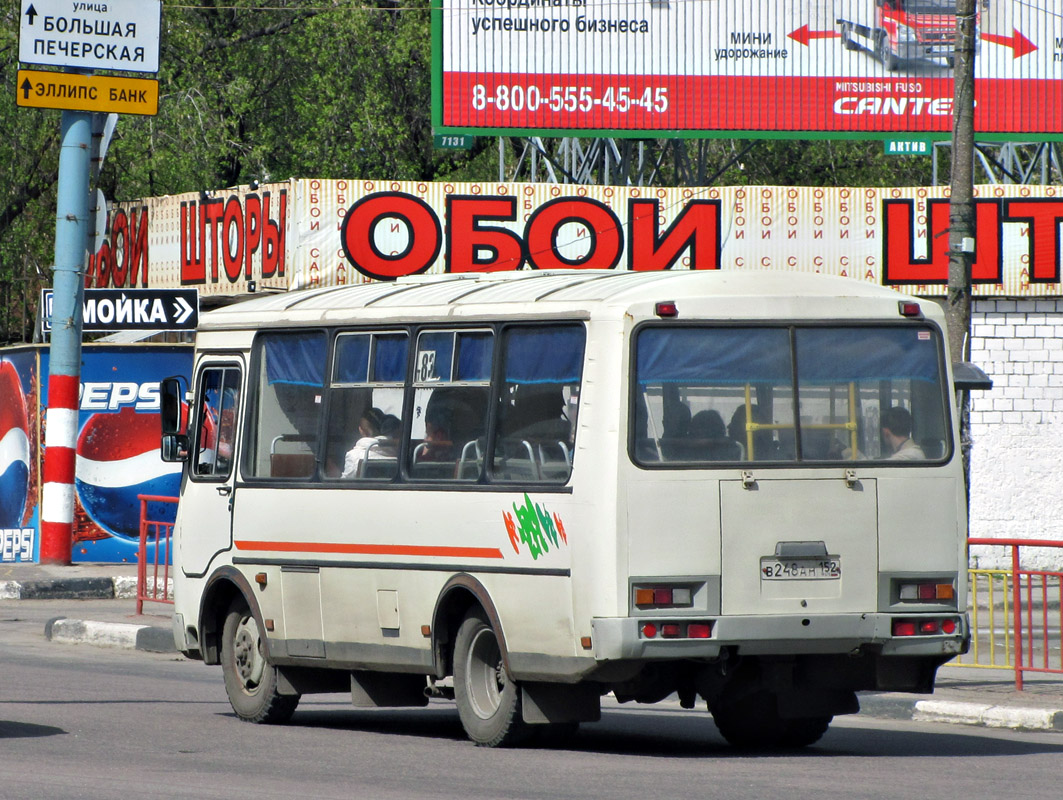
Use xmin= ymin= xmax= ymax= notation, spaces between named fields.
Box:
xmin=711 ymin=692 xmax=831 ymax=749
xmin=453 ymin=608 xmax=529 ymax=747
xmin=221 ymin=598 xmax=300 ymax=724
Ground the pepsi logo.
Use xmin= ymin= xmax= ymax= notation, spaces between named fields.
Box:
xmin=0 ymin=359 xmax=31 ymax=529
xmin=75 ymin=406 xmax=182 ymax=539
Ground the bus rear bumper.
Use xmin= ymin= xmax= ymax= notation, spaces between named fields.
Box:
xmin=592 ymin=613 xmax=969 ymax=661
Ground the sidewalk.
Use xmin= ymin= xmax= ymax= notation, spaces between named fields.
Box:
xmin=4 ymin=562 xmax=1063 ymax=732
xmin=0 ymin=561 xmax=175 ymax=653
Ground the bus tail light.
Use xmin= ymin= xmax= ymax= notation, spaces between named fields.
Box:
xmin=634 ymin=584 xmax=693 ymax=609
xmin=893 ymin=620 xmax=917 ymax=637
xmin=898 ymin=581 xmax=954 ymax=602
xmin=639 ymin=621 xmax=713 ymax=640
xmin=892 ymin=617 xmax=961 ymax=637
xmin=898 ymin=301 xmax=922 ymax=318
xmin=687 ymin=623 xmax=712 ymax=639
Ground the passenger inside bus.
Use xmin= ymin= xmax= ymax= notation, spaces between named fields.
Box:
xmin=419 ymin=407 xmax=454 ymax=463
xmin=881 ymin=406 xmax=925 ymax=461
xmin=341 ymin=407 xmax=387 ymax=478
xmin=728 ymin=403 xmax=776 ymax=461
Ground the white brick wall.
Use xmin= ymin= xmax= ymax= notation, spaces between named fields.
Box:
xmin=968 ymin=298 xmax=1063 ymax=570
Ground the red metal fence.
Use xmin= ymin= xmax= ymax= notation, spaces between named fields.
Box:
xmin=136 ymin=494 xmax=177 ymax=615
xmin=963 ymin=538 xmax=1063 ymax=690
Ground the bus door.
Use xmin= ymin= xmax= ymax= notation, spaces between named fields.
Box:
xmin=179 ymin=358 xmax=244 ymax=577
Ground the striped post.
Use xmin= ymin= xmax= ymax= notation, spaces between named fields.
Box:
xmin=40 ymin=110 xmax=92 ymax=565
xmin=41 ymin=375 xmax=80 ymax=563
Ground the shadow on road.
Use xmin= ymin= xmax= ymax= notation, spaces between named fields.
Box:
xmin=0 ymin=720 xmax=67 ymax=739
xmin=235 ymin=701 xmax=1063 ymax=760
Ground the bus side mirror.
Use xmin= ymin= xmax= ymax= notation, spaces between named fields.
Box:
xmin=952 ymin=362 xmax=993 ymax=392
xmin=161 ymin=433 xmax=189 ymax=463
xmin=161 ymin=376 xmax=186 ymax=435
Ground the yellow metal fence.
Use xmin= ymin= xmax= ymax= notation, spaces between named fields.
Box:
xmin=957 ymin=539 xmax=1063 ymax=690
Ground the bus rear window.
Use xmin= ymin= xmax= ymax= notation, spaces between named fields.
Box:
xmin=633 ymin=325 xmax=949 ymax=466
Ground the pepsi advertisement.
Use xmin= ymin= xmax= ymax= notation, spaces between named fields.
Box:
xmin=1 ymin=345 xmax=193 ymax=563
xmin=0 ymin=350 xmax=39 ymax=562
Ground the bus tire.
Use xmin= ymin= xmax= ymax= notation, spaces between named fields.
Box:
xmin=453 ymin=608 xmax=529 ymax=747
xmin=779 ymin=715 xmax=832 ymax=748
xmin=711 ymin=692 xmax=831 ymax=749
xmin=221 ymin=598 xmax=300 ymax=724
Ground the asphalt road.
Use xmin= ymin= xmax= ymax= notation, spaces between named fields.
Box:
xmin=3 ymin=603 xmax=1063 ymax=800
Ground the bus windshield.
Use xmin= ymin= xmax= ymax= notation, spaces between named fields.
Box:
xmin=633 ymin=325 xmax=949 ymax=465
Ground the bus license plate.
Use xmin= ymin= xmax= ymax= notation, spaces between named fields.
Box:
xmin=760 ymin=557 xmax=841 ymax=580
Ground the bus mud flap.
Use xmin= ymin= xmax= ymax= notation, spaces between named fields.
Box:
xmin=521 ymin=682 xmax=601 ymax=724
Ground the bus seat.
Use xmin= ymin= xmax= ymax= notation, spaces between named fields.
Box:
xmin=360 ymin=458 xmax=399 ymax=479
xmin=270 ymin=453 xmax=315 ymax=478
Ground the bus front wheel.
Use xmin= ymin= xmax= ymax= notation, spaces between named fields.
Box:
xmin=453 ymin=608 xmax=529 ymax=747
xmin=221 ymin=598 xmax=300 ymax=724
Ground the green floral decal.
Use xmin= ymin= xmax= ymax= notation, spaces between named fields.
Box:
xmin=503 ymin=493 xmax=568 ymax=560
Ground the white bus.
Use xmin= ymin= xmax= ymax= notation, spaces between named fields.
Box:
xmin=161 ymin=269 xmax=972 ymax=749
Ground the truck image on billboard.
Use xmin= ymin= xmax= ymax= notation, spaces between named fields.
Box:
xmin=433 ymin=0 xmax=1061 ymax=137
xmin=837 ymin=0 xmax=965 ymax=71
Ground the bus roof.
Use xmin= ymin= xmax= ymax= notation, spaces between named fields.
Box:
xmin=198 ymin=270 xmax=930 ymax=330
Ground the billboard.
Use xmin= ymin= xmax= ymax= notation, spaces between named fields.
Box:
xmin=0 ymin=345 xmax=193 ymax=563
xmin=433 ymin=0 xmax=1063 ymax=137
xmin=0 ymin=350 xmax=39 ymax=563
xmin=46 ymin=347 xmax=194 ymax=563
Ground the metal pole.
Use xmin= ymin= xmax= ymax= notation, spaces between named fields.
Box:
xmin=947 ymin=0 xmax=977 ymax=524
xmin=40 ymin=110 xmax=92 ymax=565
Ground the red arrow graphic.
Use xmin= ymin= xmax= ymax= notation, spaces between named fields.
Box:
xmin=788 ymin=25 xmax=841 ymax=46
xmin=981 ymin=28 xmax=1037 ymax=58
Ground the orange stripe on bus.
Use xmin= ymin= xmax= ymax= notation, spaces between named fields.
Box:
xmin=234 ymin=541 xmax=505 ymax=560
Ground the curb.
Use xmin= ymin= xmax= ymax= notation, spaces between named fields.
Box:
xmin=859 ymin=692 xmax=1063 ymax=733
xmin=44 ymin=616 xmax=177 ymax=653
xmin=0 ymin=576 xmax=146 ymax=601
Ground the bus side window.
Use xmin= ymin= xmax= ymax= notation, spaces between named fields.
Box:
xmin=194 ymin=368 xmax=241 ymax=478
xmin=248 ymin=331 xmax=327 ymax=479
xmin=492 ymin=325 xmax=585 ymax=484
xmin=325 ymin=332 xmax=408 ymax=481
xmin=408 ymin=330 xmax=492 ymax=482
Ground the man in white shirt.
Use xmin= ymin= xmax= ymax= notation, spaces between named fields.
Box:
xmin=880 ymin=406 xmax=925 ymax=461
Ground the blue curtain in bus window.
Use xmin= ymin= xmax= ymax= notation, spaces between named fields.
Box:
xmin=417 ymin=332 xmax=455 ymax=381
xmin=264 ymin=332 xmax=326 ymax=386
xmin=504 ymin=326 xmax=585 ymax=383
xmin=457 ymin=332 xmax=493 ymax=381
xmin=636 ymin=328 xmax=791 ymax=385
xmin=372 ymin=334 xmax=409 ymax=383
xmin=334 ymin=334 xmax=370 ymax=383
xmin=795 ymin=327 xmax=940 ymax=384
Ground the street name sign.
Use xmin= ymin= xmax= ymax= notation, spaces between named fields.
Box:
xmin=41 ymin=288 xmax=200 ymax=332
xmin=17 ymin=69 xmax=158 ymax=115
xmin=18 ymin=0 xmax=162 ymax=74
